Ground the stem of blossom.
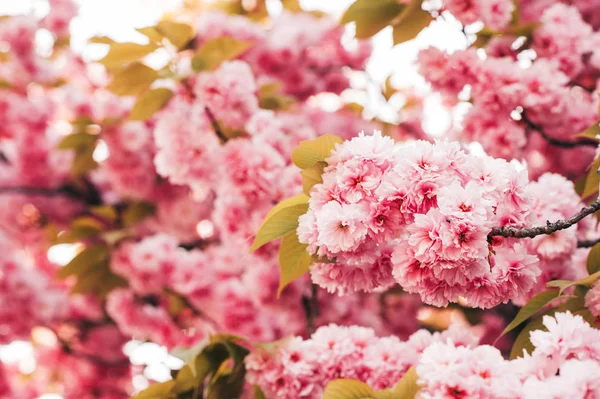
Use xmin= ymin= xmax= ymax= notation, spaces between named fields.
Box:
xmin=489 ymin=197 xmax=600 ymax=239
xmin=522 ymin=113 xmax=598 ymax=149
xmin=578 ymin=237 xmax=600 ymax=248
xmin=0 ymin=185 xmax=82 ymax=199
xmin=204 ymin=106 xmax=228 ymax=143
xmin=302 ymin=284 xmax=319 ymax=335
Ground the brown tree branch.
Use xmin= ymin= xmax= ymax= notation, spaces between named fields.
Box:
xmin=302 ymin=284 xmax=319 ymax=335
xmin=489 ymin=198 xmax=600 ymax=239
xmin=522 ymin=113 xmax=597 ymax=149
xmin=578 ymin=237 xmax=600 ymax=248
xmin=0 ymin=185 xmax=83 ymax=199
xmin=204 ymin=106 xmax=227 ymax=143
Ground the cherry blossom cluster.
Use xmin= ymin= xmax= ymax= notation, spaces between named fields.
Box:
xmin=246 ymin=323 xmax=478 ymax=399
xmin=195 ymin=11 xmax=370 ymax=99
xmin=420 ymin=2 xmax=600 ymax=180
xmin=299 ymin=132 xmax=547 ymax=307
xmin=248 ymin=312 xmax=600 ymax=399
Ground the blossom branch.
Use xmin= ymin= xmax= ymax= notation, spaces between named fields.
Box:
xmin=302 ymin=284 xmax=319 ymax=335
xmin=204 ymin=106 xmax=228 ymax=143
xmin=578 ymin=237 xmax=600 ymax=248
xmin=0 ymin=185 xmax=83 ymax=199
xmin=489 ymin=197 xmax=600 ymax=239
xmin=522 ymin=113 xmax=597 ymax=149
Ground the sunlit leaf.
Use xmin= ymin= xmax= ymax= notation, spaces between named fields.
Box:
xmin=588 ymin=243 xmax=600 ymax=275
xmin=156 ymin=20 xmax=195 ymax=49
xmin=576 ymin=122 xmax=600 ymax=141
xmin=291 ymin=134 xmax=343 ymax=169
xmin=391 ymin=0 xmax=431 ymax=45
xmin=341 ymin=0 xmax=404 ymax=39
xmin=129 ymin=88 xmax=174 ymax=121
xmin=107 ymin=62 xmax=160 ymax=96
xmin=387 ymin=367 xmax=421 ymax=398
xmin=136 ymin=26 xmax=164 ymax=44
xmin=501 ymin=289 xmax=560 ymax=336
xmin=132 ymin=380 xmax=176 ymax=399
xmin=278 ymin=232 xmax=312 ymax=296
xmin=547 ymin=271 xmax=600 ymax=294
xmin=301 ymin=162 xmax=326 ymax=195
xmin=581 ymin=155 xmax=600 ymax=200
xmin=323 ymin=379 xmax=377 ymax=399
xmin=98 ymin=42 xmax=159 ymax=69
xmin=191 ymin=37 xmax=254 ymax=72
xmin=250 ymin=195 xmax=309 ymax=252
xmin=57 ymin=244 xmax=108 ymax=279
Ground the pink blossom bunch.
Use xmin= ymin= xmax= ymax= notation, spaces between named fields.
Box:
xmin=246 ymin=323 xmax=477 ymax=399
xmin=443 ymin=0 xmax=515 ymax=31
xmin=298 ymin=132 xmax=545 ymax=307
xmin=195 ymin=11 xmax=370 ymax=99
xmin=41 ymin=0 xmax=78 ymax=39
xmin=417 ymin=312 xmax=600 ymax=398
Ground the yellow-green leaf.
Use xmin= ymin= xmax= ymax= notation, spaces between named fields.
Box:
xmin=301 ymin=161 xmax=326 ymax=195
xmin=547 ymin=271 xmax=600 ymax=294
xmin=323 ymin=379 xmax=377 ymax=399
xmin=278 ymin=232 xmax=312 ymax=296
xmin=132 ymin=380 xmax=176 ymax=399
xmin=388 ymin=367 xmax=421 ymax=399
xmin=582 ymin=155 xmax=600 ymax=200
xmin=262 ymin=194 xmax=310 ymax=228
xmin=587 ymin=243 xmax=600 ymax=275
xmin=291 ymin=134 xmax=343 ymax=169
xmin=391 ymin=1 xmax=431 ymax=45
xmin=57 ymin=132 xmax=97 ymax=150
xmin=281 ymin=0 xmax=302 ymax=12
xmin=156 ymin=20 xmax=195 ymax=49
xmin=107 ymin=62 xmax=160 ymax=96
xmin=341 ymin=0 xmax=405 ymax=39
xmin=136 ymin=26 xmax=164 ymax=44
xmin=71 ymin=144 xmax=98 ymax=176
xmin=98 ymin=42 xmax=159 ymax=69
xmin=191 ymin=37 xmax=253 ymax=72
xmin=383 ymin=76 xmax=395 ymax=101
xmin=122 ymin=201 xmax=156 ymax=227
xmin=510 ymin=310 xmax=553 ymax=359
xmin=577 ymin=122 xmax=600 ymax=141
xmin=57 ymin=244 xmax=108 ymax=279
xmin=250 ymin=202 xmax=309 ymax=252
xmin=173 ymin=365 xmax=197 ymax=393
xmin=129 ymin=88 xmax=174 ymax=121
xmin=91 ymin=205 xmax=118 ymax=222
xmin=501 ymin=289 xmax=560 ymax=336
xmin=89 ymin=36 xmax=116 ymax=45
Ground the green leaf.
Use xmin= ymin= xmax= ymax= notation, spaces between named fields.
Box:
xmin=71 ymin=267 xmax=107 ymax=294
xmin=173 ymin=365 xmax=197 ymax=394
xmin=501 ymin=289 xmax=560 ymax=336
xmin=291 ymin=134 xmax=343 ymax=169
xmin=258 ymin=83 xmax=294 ymax=110
xmin=281 ymin=0 xmax=302 ymax=12
xmin=98 ymin=42 xmax=159 ymax=69
xmin=510 ymin=310 xmax=553 ymax=359
xmin=250 ymin=195 xmax=309 ymax=252
xmin=254 ymin=385 xmax=267 ymax=399
xmin=323 ymin=379 xmax=377 ymax=399
xmin=122 ymin=201 xmax=156 ymax=227
xmin=55 ymin=225 xmax=102 ymax=244
xmin=71 ymin=216 xmax=105 ymax=231
xmin=132 ymin=380 xmax=176 ymax=399
xmin=129 ymin=88 xmax=174 ymax=121
xmin=57 ymin=244 xmax=109 ymax=279
xmin=107 ymin=62 xmax=160 ymax=96
xmin=71 ymin=144 xmax=98 ymax=176
xmin=191 ymin=37 xmax=253 ymax=72
xmin=387 ymin=367 xmax=421 ymax=399
xmin=547 ymin=271 xmax=600 ymax=293
xmin=588 ymin=243 xmax=600 ymax=275
xmin=341 ymin=0 xmax=405 ymax=39
xmin=57 ymin=132 xmax=97 ymax=150
xmin=391 ymin=1 xmax=431 ymax=45
xmin=582 ymin=155 xmax=600 ymax=200
xmin=136 ymin=26 xmax=164 ymax=44
xmin=156 ymin=20 xmax=195 ymax=49
xmin=278 ymin=232 xmax=312 ymax=296
xmin=576 ymin=122 xmax=600 ymax=141
xmin=91 ymin=205 xmax=118 ymax=222
xmin=89 ymin=36 xmax=116 ymax=45
xmin=301 ymin=161 xmax=326 ymax=195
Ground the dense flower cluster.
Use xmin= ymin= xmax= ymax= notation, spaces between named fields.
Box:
xmin=420 ymin=2 xmax=600 ymax=180
xmin=246 ymin=323 xmax=478 ymax=399
xmin=299 ymin=132 xmax=584 ymax=307
xmin=249 ymin=312 xmax=600 ymax=399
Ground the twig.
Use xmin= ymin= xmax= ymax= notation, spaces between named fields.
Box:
xmin=0 ymin=185 xmax=83 ymax=199
xmin=578 ymin=237 xmax=600 ymax=248
xmin=0 ymin=151 xmax=9 ymax=164
xmin=204 ymin=106 xmax=227 ymax=143
xmin=489 ymin=198 xmax=600 ymax=239
xmin=302 ymin=284 xmax=319 ymax=335
xmin=522 ymin=113 xmax=597 ymax=149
